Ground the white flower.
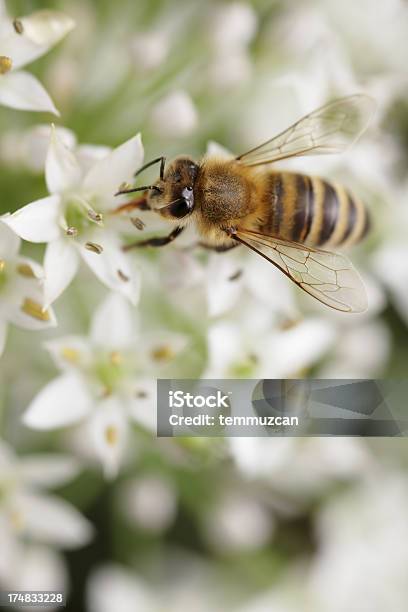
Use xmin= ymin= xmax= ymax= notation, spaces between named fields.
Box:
xmin=87 ymin=561 xmax=227 ymax=612
xmin=0 ymin=123 xmax=76 ymax=172
xmin=204 ymin=490 xmax=273 ymax=554
xmin=150 ymin=90 xmax=198 ymax=138
xmin=0 ymin=220 xmax=56 ymax=357
xmin=119 ymin=475 xmax=177 ymax=533
xmin=22 ymin=293 xmax=187 ymax=478
xmin=229 ymin=437 xmax=373 ymax=501
xmin=204 ymin=303 xmax=335 ymax=379
xmin=0 ymin=3 xmax=74 ymax=114
xmin=309 ymin=473 xmax=408 ymax=612
xmin=2 ymin=128 xmax=144 ymax=306
xmin=0 ymin=439 xmax=92 ymax=589
xmin=130 ymin=30 xmax=169 ymax=73
xmin=207 ymin=2 xmax=257 ymax=51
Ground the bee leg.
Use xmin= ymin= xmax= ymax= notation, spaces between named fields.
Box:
xmin=199 ymin=242 xmax=239 ymax=252
xmin=122 ymin=226 xmax=184 ymax=251
xmin=112 ymin=195 xmax=151 ymax=214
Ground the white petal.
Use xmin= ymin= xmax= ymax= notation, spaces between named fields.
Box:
xmin=12 ymin=545 xmax=67 ymax=593
xmin=87 ymin=565 xmax=156 ymax=612
xmin=76 ymin=144 xmax=111 ymax=174
xmin=127 ymin=378 xmax=157 ymax=431
xmin=1 ymin=195 xmax=61 ymax=243
xmin=0 ymin=219 xmax=21 ymax=258
xmin=80 ymin=238 xmax=140 ymax=305
xmin=206 ymin=252 xmax=243 ymax=317
xmin=23 ymin=373 xmax=93 ymax=430
xmin=46 ymin=127 xmax=82 ymax=194
xmin=21 ymin=124 xmax=77 ymax=174
xmin=0 ymin=71 xmax=58 ymax=115
xmin=0 ymin=11 xmax=74 ymax=70
xmin=0 ymin=320 xmax=7 ymax=357
xmin=43 ymin=239 xmax=79 ymax=306
xmin=90 ymin=293 xmax=136 ymax=349
xmin=45 ymin=335 xmax=93 ymax=372
xmin=19 ymin=454 xmax=81 ymax=488
xmin=20 ymin=491 xmax=93 ymax=549
xmin=87 ymin=397 xmax=128 ymax=479
xmin=205 ymin=140 xmax=234 ymax=159
xmin=82 ymin=133 xmax=144 ymax=200
xmin=6 ymin=284 xmax=57 ymax=331
xmin=20 ymin=10 xmax=75 ymax=47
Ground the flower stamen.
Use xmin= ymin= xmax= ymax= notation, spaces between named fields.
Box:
xmin=117 ymin=269 xmax=129 ymax=282
xmin=131 ymin=217 xmax=145 ymax=231
xmin=105 ymin=425 xmax=118 ymax=446
xmin=61 ymin=347 xmax=80 ymax=363
xmin=17 ymin=263 xmax=35 ymax=278
xmin=66 ymin=226 xmax=78 ymax=236
xmin=21 ymin=298 xmax=51 ymax=321
xmin=151 ymin=344 xmax=175 ymax=362
xmin=85 ymin=242 xmax=103 ymax=254
xmin=13 ymin=19 xmax=24 ymax=34
xmin=0 ymin=56 xmax=12 ymax=74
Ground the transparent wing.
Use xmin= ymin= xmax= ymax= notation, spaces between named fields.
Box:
xmin=236 ymin=94 xmax=375 ymax=167
xmin=234 ymin=228 xmax=367 ymax=313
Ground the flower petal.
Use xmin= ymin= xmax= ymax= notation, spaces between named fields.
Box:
xmin=6 ymin=293 xmax=57 ymax=331
xmin=46 ymin=127 xmax=82 ymax=194
xmin=0 ymin=320 xmax=8 ymax=357
xmin=87 ymin=565 xmax=156 ymax=612
xmin=20 ymin=10 xmax=75 ymax=47
xmin=1 ymin=195 xmax=62 ymax=243
xmin=19 ymin=455 xmax=81 ymax=488
xmin=0 ymin=219 xmax=21 ymax=258
xmin=127 ymin=378 xmax=157 ymax=431
xmin=23 ymin=372 xmax=93 ymax=430
xmin=0 ymin=71 xmax=58 ymax=115
xmin=82 ymin=133 xmax=143 ymax=201
xmin=80 ymin=237 xmax=140 ymax=305
xmin=86 ymin=397 xmax=128 ymax=479
xmin=206 ymin=252 xmax=243 ymax=317
xmin=45 ymin=335 xmax=93 ymax=372
xmin=43 ymin=239 xmax=79 ymax=306
xmin=0 ymin=11 xmax=74 ymax=70
xmin=19 ymin=491 xmax=93 ymax=549
xmin=90 ymin=293 xmax=136 ymax=349
xmin=11 ymin=545 xmax=67 ymax=593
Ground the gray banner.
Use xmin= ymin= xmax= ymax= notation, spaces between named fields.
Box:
xmin=157 ymin=379 xmax=408 ymax=437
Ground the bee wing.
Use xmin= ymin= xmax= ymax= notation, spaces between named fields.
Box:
xmin=236 ymin=94 xmax=375 ymax=167
xmin=234 ymin=228 xmax=367 ymax=313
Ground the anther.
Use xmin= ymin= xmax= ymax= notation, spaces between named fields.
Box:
xmin=131 ymin=217 xmax=145 ymax=231
xmin=105 ymin=425 xmax=118 ymax=446
xmin=117 ymin=269 xmax=129 ymax=282
xmin=13 ymin=19 xmax=24 ymax=34
xmin=85 ymin=242 xmax=103 ymax=254
xmin=87 ymin=209 xmax=103 ymax=223
xmin=66 ymin=226 xmax=78 ymax=236
xmin=21 ymin=298 xmax=50 ymax=321
xmin=0 ymin=56 xmax=12 ymax=74
xmin=17 ymin=264 xmax=35 ymax=278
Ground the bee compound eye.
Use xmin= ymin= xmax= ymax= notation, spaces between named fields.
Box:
xmin=169 ymin=198 xmax=191 ymax=218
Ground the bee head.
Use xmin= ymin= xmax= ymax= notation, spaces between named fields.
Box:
xmin=149 ymin=157 xmax=199 ymax=220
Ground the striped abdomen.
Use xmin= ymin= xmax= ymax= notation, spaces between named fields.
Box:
xmin=263 ymin=172 xmax=370 ymax=248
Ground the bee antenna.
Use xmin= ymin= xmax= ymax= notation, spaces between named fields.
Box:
xmin=115 ymin=185 xmax=163 ymax=197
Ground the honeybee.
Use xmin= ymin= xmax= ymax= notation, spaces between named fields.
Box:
xmin=117 ymin=94 xmax=375 ymax=313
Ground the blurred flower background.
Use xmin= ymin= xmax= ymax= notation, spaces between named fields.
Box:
xmin=1 ymin=0 xmax=408 ymax=610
